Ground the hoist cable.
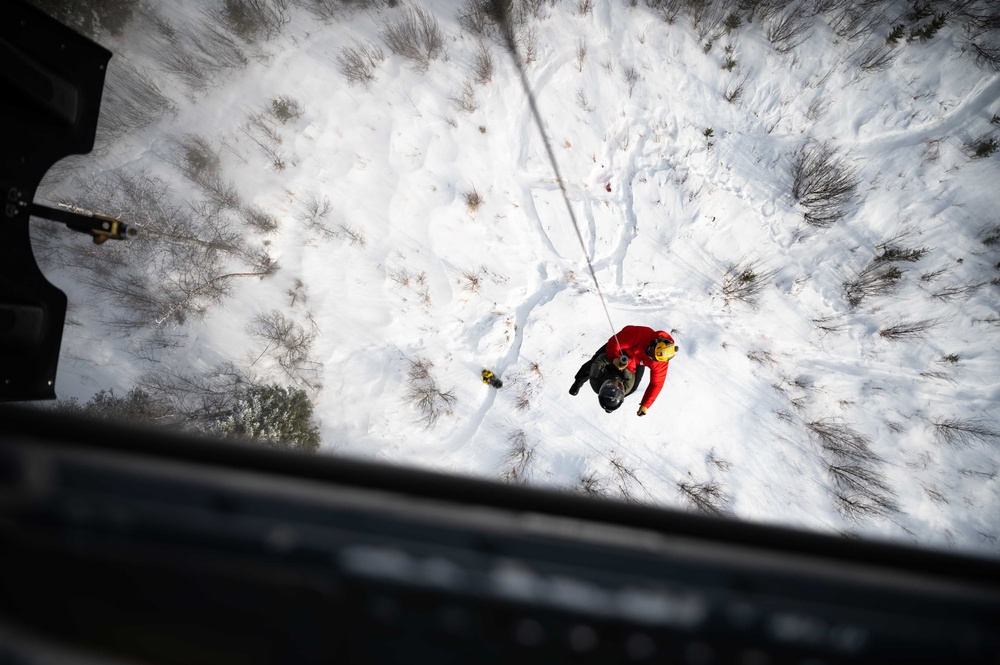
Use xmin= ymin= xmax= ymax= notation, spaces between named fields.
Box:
xmin=491 ymin=1 xmax=623 ymax=356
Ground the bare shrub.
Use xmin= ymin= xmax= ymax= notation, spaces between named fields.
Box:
xmin=153 ymin=20 xmax=248 ymax=92
xmin=970 ymin=38 xmax=1000 ymax=72
xmin=933 ymin=418 xmax=1000 ymax=447
xmin=379 ymin=5 xmax=444 ymax=71
xmin=501 ymin=430 xmax=534 ymax=484
xmin=70 ymin=168 xmax=274 ymax=328
xmin=241 ymin=111 xmax=288 ymax=171
xmin=790 ymin=139 xmax=859 ymax=227
xmin=463 ymin=186 xmax=484 ymax=211
xmin=875 ymin=235 xmax=928 ymax=264
xmin=473 ymin=41 xmax=495 ymax=84
xmin=644 ymin=0 xmax=685 ymax=23
xmin=844 ymin=262 xmax=903 ymax=307
xmin=576 ymin=38 xmax=588 ymax=72
xmin=517 ymin=24 xmax=539 ymax=66
xmin=140 ymin=361 xmax=250 ymax=423
xmin=247 ymin=309 xmax=317 ymax=375
xmin=241 ymin=204 xmax=280 ymax=233
xmin=724 ymin=70 xmax=750 ymax=103
xmin=452 ymin=80 xmax=478 ymax=114
xmin=577 ymin=470 xmax=608 ymax=497
xmin=96 ymin=59 xmax=174 ymax=146
xmin=721 ymin=256 xmax=777 ymax=306
xmin=931 ymin=280 xmax=990 ymax=301
xmin=967 ymin=134 xmax=998 ymax=158
xmin=170 ymin=133 xmax=242 ymax=209
xmin=175 ymin=133 xmax=221 ymax=179
xmin=623 ymin=65 xmax=641 ymax=98
xmin=609 ymin=454 xmax=648 ymax=504
xmin=678 ymin=480 xmax=730 ymax=517
xmin=460 ymin=268 xmax=483 ymax=293
xmin=827 ymin=463 xmax=898 ymax=520
xmin=765 ymin=8 xmax=812 ymax=53
xmin=826 ymin=0 xmax=888 ymax=40
xmin=337 ymin=222 xmax=366 ymax=247
xmin=878 ymin=319 xmax=937 ymax=340
xmin=807 ymin=418 xmax=897 ymax=521
xmin=300 ymin=192 xmax=332 ymax=227
xmin=404 ymin=358 xmax=456 ymax=428
xmin=209 ymin=0 xmax=290 ymax=42
xmin=336 ymin=38 xmax=385 ymax=86
xmin=457 ymin=0 xmax=499 ymax=38
xmin=807 ymin=419 xmax=882 ymax=464
xmin=851 ymin=40 xmax=896 ymax=72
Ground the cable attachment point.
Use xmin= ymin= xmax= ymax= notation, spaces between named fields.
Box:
xmin=29 ymin=202 xmax=137 ymax=244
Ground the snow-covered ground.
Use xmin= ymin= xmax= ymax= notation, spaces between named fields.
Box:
xmin=34 ymin=1 xmax=1000 ymax=557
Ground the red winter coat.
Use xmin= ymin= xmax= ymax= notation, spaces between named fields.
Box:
xmin=605 ymin=325 xmax=673 ymax=409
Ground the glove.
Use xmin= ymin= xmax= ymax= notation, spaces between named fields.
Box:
xmin=637 ymin=406 xmax=647 ymax=417
xmin=612 ymin=355 xmax=628 ymax=370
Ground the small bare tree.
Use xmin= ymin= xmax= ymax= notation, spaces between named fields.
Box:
xmin=501 ymin=430 xmax=535 ymax=484
xmin=678 ymin=479 xmax=730 ymax=516
xmin=404 ymin=358 xmax=456 ymax=428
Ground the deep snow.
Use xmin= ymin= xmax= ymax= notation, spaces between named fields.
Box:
xmin=33 ymin=0 xmax=1000 ymax=557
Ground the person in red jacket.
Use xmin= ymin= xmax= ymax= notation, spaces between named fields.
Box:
xmin=605 ymin=325 xmax=677 ymax=416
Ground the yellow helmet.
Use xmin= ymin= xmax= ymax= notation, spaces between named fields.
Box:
xmin=652 ymin=340 xmax=677 ymax=362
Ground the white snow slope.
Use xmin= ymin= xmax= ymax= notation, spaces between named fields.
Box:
xmin=33 ymin=0 xmax=1000 ymax=558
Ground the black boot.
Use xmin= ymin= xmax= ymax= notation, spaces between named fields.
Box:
xmin=569 ymin=380 xmax=585 ymax=396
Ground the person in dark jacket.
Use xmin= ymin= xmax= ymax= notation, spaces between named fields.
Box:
xmin=570 ymin=326 xmax=677 ymax=416
xmin=568 ymin=347 xmax=645 ymax=413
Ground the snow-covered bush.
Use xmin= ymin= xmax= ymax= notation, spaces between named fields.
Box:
xmin=216 ymin=384 xmax=321 ymax=452
xmin=52 ymin=388 xmax=170 ymax=425
xmin=269 ymin=96 xmax=303 ymax=123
